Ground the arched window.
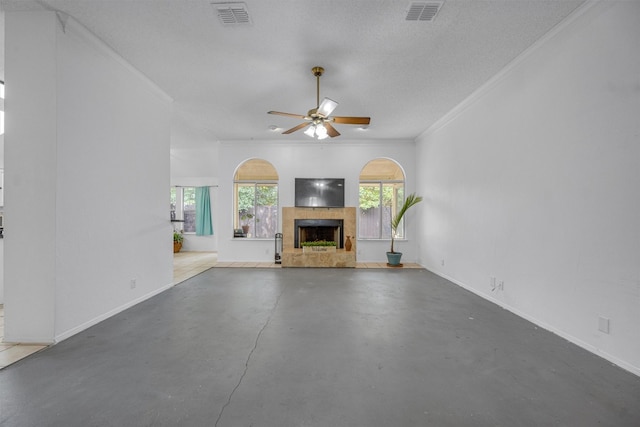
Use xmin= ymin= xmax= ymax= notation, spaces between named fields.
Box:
xmin=358 ymin=158 xmax=405 ymax=239
xmin=234 ymin=159 xmax=279 ymax=238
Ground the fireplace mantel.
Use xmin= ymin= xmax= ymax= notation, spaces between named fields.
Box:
xmin=281 ymin=207 xmax=356 ymax=267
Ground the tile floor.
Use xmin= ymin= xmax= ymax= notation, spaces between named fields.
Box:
xmin=0 ymin=306 xmax=48 ymax=369
xmin=1 ymin=251 xmax=422 ymax=369
xmin=172 ymin=251 xmax=220 ymax=284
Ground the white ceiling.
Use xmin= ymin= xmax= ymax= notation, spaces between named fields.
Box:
xmin=0 ymin=0 xmax=586 ymax=146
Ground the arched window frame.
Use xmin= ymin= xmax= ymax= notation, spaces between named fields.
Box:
xmin=358 ymin=159 xmax=406 ymax=240
xmin=233 ymin=159 xmax=279 ymax=239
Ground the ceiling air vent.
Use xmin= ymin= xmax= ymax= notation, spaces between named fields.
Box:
xmin=405 ymin=1 xmax=444 ymax=22
xmin=212 ymin=2 xmax=252 ymax=25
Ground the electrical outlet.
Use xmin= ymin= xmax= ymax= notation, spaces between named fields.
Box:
xmin=130 ymin=279 xmax=137 ymax=289
xmin=598 ymin=316 xmax=610 ymax=334
xmin=498 ymin=281 xmax=504 ymax=291
xmin=441 ymin=259 xmax=445 ymax=266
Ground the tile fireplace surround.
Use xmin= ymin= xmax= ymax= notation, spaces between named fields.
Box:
xmin=282 ymin=207 xmax=356 ymax=267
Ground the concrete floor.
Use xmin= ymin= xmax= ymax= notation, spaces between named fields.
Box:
xmin=1 ymin=268 xmax=639 ymax=426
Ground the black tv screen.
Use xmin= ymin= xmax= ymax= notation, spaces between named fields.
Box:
xmin=295 ymin=178 xmax=345 ymax=208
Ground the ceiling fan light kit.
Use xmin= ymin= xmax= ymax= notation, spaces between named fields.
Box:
xmin=317 ymin=97 xmax=338 ymax=117
xmin=305 ymin=124 xmax=329 ymax=140
xmin=268 ymin=66 xmax=371 ymax=140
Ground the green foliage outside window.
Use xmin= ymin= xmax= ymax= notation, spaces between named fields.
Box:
xmin=238 ymin=186 xmax=255 ymax=212
xmin=170 ymin=187 xmax=177 ymax=210
xmin=257 ymin=185 xmax=278 ymax=206
xmin=183 ymin=187 xmax=196 ymax=207
xmin=238 ymin=185 xmax=278 ymax=211
xmin=236 ymin=183 xmax=278 ymax=238
xmin=359 ymin=182 xmax=404 ymax=239
xmin=359 ymin=185 xmax=394 ymax=210
xmin=170 ymin=186 xmax=197 ymax=233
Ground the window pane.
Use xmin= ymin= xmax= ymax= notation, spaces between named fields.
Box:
xmin=359 ymin=183 xmax=381 ymax=238
xmin=183 ymin=187 xmax=196 ymax=233
xmin=170 ymin=188 xmax=177 ymax=220
xmin=234 ymin=159 xmax=279 ymax=239
xmin=359 ymin=182 xmax=405 ymax=239
xmin=385 ymin=183 xmax=404 ymax=238
xmin=359 ymin=159 xmax=406 ymax=240
xmin=255 ymin=184 xmax=278 ymax=238
xmin=237 ymin=184 xmax=256 ymax=234
xmin=381 ymin=184 xmax=394 ymax=239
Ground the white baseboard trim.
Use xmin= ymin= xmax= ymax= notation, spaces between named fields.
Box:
xmin=54 ymin=282 xmax=175 ymax=343
xmin=1 ymin=336 xmax=54 ymax=345
xmin=430 ymin=268 xmax=640 ymax=378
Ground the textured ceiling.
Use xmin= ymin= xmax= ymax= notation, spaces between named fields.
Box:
xmin=0 ymin=0 xmax=586 ymax=146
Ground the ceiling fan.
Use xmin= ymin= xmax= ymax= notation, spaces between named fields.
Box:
xmin=268 ymin=66 xmax=371 ymax=139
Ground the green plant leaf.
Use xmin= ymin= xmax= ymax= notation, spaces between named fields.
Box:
xmin=389 ymin=192 xmax=422 ymax=253
xmin=300 ymin=240 xmax=337 ymax=247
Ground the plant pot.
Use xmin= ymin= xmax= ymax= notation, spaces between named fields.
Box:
xmin=242 ymin=225 xmax=250 ymax=234
xmin=173 ymin=242 xmax=182 ymax=253
xmin=386 ymin=251 xmax=403 ymax=267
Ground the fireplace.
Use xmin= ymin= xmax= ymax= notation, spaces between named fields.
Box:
xmin=281 ymin=207 xmax=356 ymax=267
xmin=295 ymin=219 xmax=344 ymax=248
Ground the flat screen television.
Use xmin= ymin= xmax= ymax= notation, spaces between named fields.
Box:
xmin=295 ymin=178 xmax=345 ymax=208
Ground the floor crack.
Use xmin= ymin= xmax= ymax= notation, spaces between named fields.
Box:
xmin=214 ymin=285 xmax=286 ymax=427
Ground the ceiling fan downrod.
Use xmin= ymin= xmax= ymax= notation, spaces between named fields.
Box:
xmin=312 ymin=66 xmax=324 ymax=109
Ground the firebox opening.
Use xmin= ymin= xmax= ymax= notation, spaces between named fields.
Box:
xmin=294 ymin=219 xmax=344 ymax=248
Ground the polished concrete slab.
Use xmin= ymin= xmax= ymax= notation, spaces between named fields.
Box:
xmin=1 ymin=268 xmax=639 ymax=426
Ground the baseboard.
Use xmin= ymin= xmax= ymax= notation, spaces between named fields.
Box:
xmin=54 ymin=282 xmax=175 ymax=343
xmin=430 ymin=268 xmax=640 ymax=378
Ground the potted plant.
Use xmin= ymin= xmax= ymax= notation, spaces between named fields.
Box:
xmin=173 ymin=230 xmax=184 ymax=253
xmin=240 ymin=212 xmax=255 ymax=234
xmin=387 ymin=193 xmax=423 ymax=266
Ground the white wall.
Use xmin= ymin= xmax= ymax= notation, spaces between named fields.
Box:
xmin=0 ymin=240 xmax=4 ymax=304
xmin=416 ymin=1 xmax=640 ymax=375
xmin=4 ymin=12 xmax=58 ymax=342
xmin=217 ymin=139 xmax=417 ymax=263
xmin=1 ymin=136 xmax=4 ymax=304
xmin=4 ymin=12 xmax=173 ymax=343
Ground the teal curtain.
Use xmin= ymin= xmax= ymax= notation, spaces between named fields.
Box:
xmin=195 ymin=187 xmax=213 ymax=236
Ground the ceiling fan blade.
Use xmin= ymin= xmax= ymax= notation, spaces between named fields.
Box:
xmin=331 ymin=116 xmax=371 ymax=125
xmin=268 ymin=111 xmax=308 ymax=120
xmin=282 ymin=122 xmax=310 ymax=134
xmin=324 ymin=122 xmax=341 ymax=138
